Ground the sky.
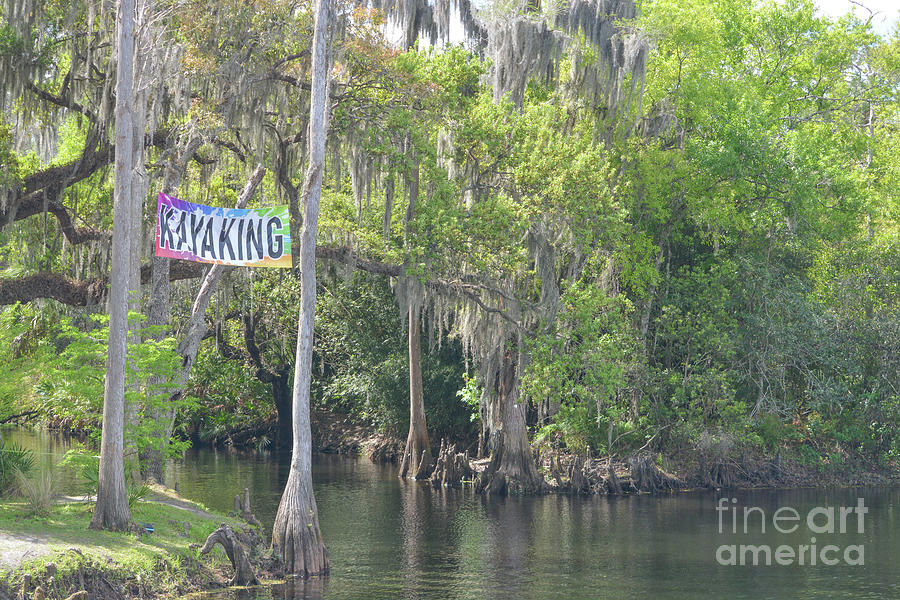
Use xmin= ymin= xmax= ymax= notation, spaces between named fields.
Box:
xmin=814 ymin=0 xmax=899 ymax=37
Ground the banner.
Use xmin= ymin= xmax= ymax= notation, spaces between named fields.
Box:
xmin=155 ymin=193 xmax=292 ymax=268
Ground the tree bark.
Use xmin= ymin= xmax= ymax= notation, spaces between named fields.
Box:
xmin=397 ymin=143 xmax=432 ymax=479
xmin=476 ymin=339 xmax=544 ymax=495
xmin=272 ymin=0 xmax=331 ymax=578
xmin=125 ymin=22 xmax=149 ymax=484
xmin=91 ymin=0 xmax=135 ymax=531
xmin=399 ymin=303 xmax=433 ymax=479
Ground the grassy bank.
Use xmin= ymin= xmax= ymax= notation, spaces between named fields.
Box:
xmin=0 ymin=488 xmax=261 ymax=600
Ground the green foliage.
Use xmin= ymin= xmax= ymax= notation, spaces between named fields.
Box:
xmin=397 ymin=45 xmax=486 ymax=112
xmin=456 ymin=374 xmax=481 ymax=423
xmin=1 ymin=0 xmax=898 ymax=479
xmin=535 ymin=402 xmax=603 ymax=454
xmin=34 ymin=313 xmax=191 ymax=463
xmin=313 ymin=273 xmax=472 ymax=439
xmin=128 ymin=481 xmax=150 ymax=508
xmin=183 ymin=345 xmax=272 ymax=443
xmin=0 ymin=437 xmax=35 ymax=495
xmin=57 ymin=443 xmax=99 ymax=497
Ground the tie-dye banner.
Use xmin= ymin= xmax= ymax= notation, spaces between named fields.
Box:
xmin=155 ymin=193 xmax=292 ymax=268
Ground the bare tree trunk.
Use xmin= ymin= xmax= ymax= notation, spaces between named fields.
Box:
xmin=272 ymin=0 xmax=331 ymax=578
xmin=397 ymin=146 xmax=432 ymax=479
xmin=142 ymin=135 xmax=203 ymax=482
xmin=91 ymin=0 xmax=135 ymax=531
xmin=125 ymin=12 xmax=150 ymax=483
xmin=477 ymin=339 xmax=543 ymax=495
xmin=399 ymin=303 xmax=432 ymax=479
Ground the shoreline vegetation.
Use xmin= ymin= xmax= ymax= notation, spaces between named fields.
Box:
xmin=0 ymin=483 xmax=278 ymax=600
xmin=310 ymin=411 xmax=900 ymax=493
xmin=361 ymin=435 xmax=898 ymax=497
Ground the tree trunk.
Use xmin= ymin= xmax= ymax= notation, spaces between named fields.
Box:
xmin=125 ymin=25 xmax=149 ymax=485
xmin=272 ymin=0 xmax=331 ymax=579
xmin=399 ymin=303 xmax=433 ymax=479
xmin=91 ymin=0 xmax=135 ymax=531
xmin=476 ymin=339 xmax=543 ymax=495
xmin=397 ymin=142 xmax=432 ymax=479
xmin=272 ymin=371 xmax=293 ymax=449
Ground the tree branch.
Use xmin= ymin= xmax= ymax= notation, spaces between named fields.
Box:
xmin=0 ymin=261 xmax=206 ymax=307
xmin=0 ymin=272 xmax=107 ymax=307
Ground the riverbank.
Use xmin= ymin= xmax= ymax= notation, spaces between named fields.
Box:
xmin=30 ymin=409 xmax=900 ymax=496
xmin=0 ymin=486 xmax=271 ymax=600
xmin=307 ymin=411 xmax=900 ymax=493
xmin=529 ymin=449 xmax=898 ymax=495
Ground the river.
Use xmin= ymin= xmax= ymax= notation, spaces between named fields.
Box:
xmin=4 ymin=427 xmax=900 ymax=599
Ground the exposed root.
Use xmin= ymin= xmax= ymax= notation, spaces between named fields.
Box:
xmin=199 ymin=524 xmax=259 ymax=586
xmin=430 ymin=439 xmax=474 ymax=487
xmin=398 ymin=432 xmax=433 ymax=480
xmin=627 ymin=454 xmax=684 ymax=493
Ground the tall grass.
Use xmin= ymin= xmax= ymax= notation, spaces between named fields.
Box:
xmin=13 ymin=467 xmax=55 ymax=516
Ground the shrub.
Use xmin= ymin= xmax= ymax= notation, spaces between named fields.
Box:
xmin=0 ymin=437 xmax=35 ymax=495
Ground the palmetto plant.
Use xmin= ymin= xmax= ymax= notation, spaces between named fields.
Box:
xmin=0 ymin=437 xmax=35 ymax=495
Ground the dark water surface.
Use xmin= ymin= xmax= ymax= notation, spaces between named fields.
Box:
xmin=5 ymin=427 xmax=900 ymax=599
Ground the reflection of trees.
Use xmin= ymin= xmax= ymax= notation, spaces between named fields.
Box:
xmin=272 ymin=576 xmax=328 ymax=600
xmin=400 ymin=481 xmax=428 ymax=599
xmin=479 ymin=495 xmax=537 ymax=600
xmin=399 ymin=482 xmax=472 ymax=599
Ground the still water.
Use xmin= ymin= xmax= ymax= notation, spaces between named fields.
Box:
xmin=5 ymin=427 xmax=900 ymax=599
